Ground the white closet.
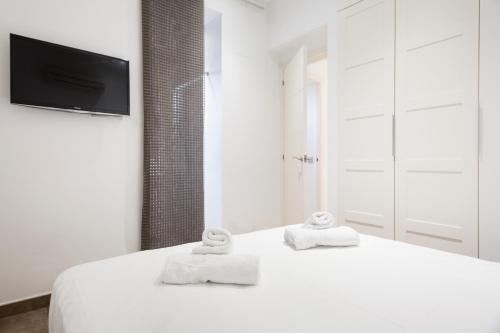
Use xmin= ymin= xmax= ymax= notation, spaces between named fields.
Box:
xmin=338 ymin=0 xmax=479 ymax=257
xmin=338 ymin=0 xmax=395 ymax=239
xmin=395 ymin=0 xmax=479 ymax=256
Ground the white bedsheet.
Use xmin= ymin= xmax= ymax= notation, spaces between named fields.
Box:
xmin=49 ymin=226 xmax=500 ymax=333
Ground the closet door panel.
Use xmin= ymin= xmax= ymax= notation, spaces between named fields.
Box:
xmin=338 ymin=0 xmax=395 ymax=238
xmin=395 ymin=0 xmax=479 ymax=256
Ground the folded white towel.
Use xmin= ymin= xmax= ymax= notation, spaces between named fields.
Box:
xmin=162 ymin=253 xmax=260 ymax=285
xmin=284 ymin=226 xmax=359 ymax=250
xmin=192 ymin=227 xmax=233 ymax=255
xmin=304 ymin=211 xmax=336 ymax=229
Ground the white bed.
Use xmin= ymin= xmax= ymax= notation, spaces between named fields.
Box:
xmin=49 ymin=226 xmax=500 ymax=333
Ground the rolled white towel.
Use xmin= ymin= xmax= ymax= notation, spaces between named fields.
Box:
xmin=304 ymin=211 xmax=336 ymax=229
xmin=162 ymin=253 xmax=260 ymax=285
xmin=284 ymin=226 xmax=359 ymax=250
xmin=192 ymin=227 xmax=232 ymax=255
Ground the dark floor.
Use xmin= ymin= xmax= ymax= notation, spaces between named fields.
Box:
xmin=0 ymin=307 xmax=48 ymax=333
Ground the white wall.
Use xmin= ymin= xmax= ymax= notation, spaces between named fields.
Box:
xmin=267 ymin=0 xmax=339 ymax=217
xmin=0 ymin=0 xmax=142 ymax=304
xmin=206 ymin=0 xmax=283 ymax=233
xmin=204 ymin=12 xmax=223 ymax=229
xmin=479 ymin=0 xmax=500 ymax=262
xmin=267 ymin=0 xmax=334 ymax=51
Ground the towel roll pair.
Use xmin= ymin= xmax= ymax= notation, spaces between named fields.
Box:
xmin=285 ymin=211 xmax=360 ymax=250
xmin=162 ymin=227 xmax=260 ymax=286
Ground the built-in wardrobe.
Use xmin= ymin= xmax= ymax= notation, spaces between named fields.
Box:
xmin=337 ymin=0 xmax=479 ymax=256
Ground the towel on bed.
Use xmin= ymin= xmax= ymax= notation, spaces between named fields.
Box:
xmin=162 ymin=253 xmax=260 ymax=285
xmin=304 ymin=211 xmax=336 ymax=229
xmin=284 ymin=226 xmax=360 ymax=250
xmin=192 ymin=227 xmax=233 ymax=255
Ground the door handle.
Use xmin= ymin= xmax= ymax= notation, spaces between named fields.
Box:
xmin=303 ymin=154 xmax=314 ymax=164
xmin=292 ymin=155 xmax=315 ymax=163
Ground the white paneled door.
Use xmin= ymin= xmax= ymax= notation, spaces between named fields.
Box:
xmin=395 ymin=0 xmax=479 ymax=256
xmin=338 ymin=0 xmax=395 ymax=238
xmin=284 ymin=47 xmax=307 ymax=225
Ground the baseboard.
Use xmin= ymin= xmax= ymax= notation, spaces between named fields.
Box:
xmin=0 ymin=294 xmax=51 ymax=318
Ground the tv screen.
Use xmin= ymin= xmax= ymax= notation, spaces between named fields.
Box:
xmin=10 ymin=34 xmax=129 ymax=116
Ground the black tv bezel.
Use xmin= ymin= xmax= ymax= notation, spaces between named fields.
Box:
xmin=9 ymin=33 xmax=130 ymax=117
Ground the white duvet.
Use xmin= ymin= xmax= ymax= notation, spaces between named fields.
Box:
xmin=50 ymin=226 xmax=500 ymax=333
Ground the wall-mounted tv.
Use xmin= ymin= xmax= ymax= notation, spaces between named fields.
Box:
xmin=10 ymin=34 xmax=130 ymax=116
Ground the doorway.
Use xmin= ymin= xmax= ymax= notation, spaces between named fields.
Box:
xmin=283 ymin=48 xmax=328 ymax=225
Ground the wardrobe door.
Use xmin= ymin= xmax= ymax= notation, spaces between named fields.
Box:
xmin=338 ymin=0 xmax=395 ymax=239
xmin=395 ymin=0 xmax=479 ymax=256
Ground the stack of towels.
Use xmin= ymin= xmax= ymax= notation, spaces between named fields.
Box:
xmin=284 ymin=212 xmax=360 ymax=250
xmin=162 ymin=228 xmax=260 ymax=285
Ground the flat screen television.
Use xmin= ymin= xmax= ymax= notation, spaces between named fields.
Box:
xmin=10 ymin=34 xmax=130 ymax=116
